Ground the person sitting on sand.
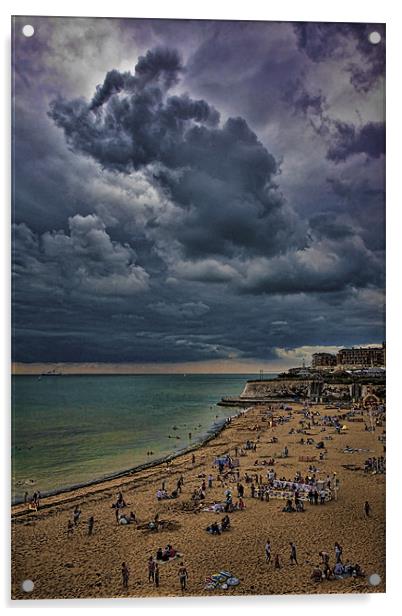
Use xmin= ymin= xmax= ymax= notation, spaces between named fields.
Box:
xmin=311 ymin=565 xmax=323 ymax=582
xmin=352 ymin=563 xmax=364 ymax=578
xmin=209 ymin=521 xmax=221 ymax=535
xmin=162 ymin=544 xmax=176 ymax=560
xmin=274 ymin=554 xmax=282 ymax=569
xmin=156 ymin=547 xmax=163 ymax=561
xmin=333 ymin=562 xmax=345 ymax=576
xmin=282 ymin=499 xmax=295 ymax=513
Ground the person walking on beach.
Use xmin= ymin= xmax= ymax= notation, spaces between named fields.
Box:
xmin=364 ymin=501 xmax=371 ymax=517
xmin=192 ymin=454 xmax=196 ymax=465
xmin=122 ymin=562 xmax=129 ymax=589
xmin=87 ymin=516 xmax=94 ymax=536
xmin=290 ymin=542 xmax=298 ymax=565
xmin=148 ymin=556 xmax=155 ymax=582
xmin=178 ymin=563 xmax=188 ymax=591
xmin=73 ymin=505 xmax=81 ymax=526
xmin=24 ymin=491 xmax=29 ymax=504
xmin=265 ymin=539 xmax=272 ymax=564
xmin=154 ymin=563 xmax=160 ymax=588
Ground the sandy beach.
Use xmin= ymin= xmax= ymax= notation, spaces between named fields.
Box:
xmin=11 ymin=403 xmax=385 ymax=599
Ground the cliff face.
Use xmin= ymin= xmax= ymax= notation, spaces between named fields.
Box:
xmin=240 ymin=379 xmax=385 ymax=402
xmin=241 ymin=380 xmax=312 ymax=399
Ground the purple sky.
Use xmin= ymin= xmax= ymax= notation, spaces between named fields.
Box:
xmin=11 ymin=17 xmax=385 ymax=369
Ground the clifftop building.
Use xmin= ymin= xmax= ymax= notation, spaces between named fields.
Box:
xmin=311 ymin=344 xmax=385 ymax=370
xmin=312 ymin=352 xmax=337 ymax=369
xmin=336 ymin=344 xmax=385 ymax=368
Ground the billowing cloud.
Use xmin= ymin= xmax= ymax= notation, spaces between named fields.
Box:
xmin=13 ymin=214 xmax=149 ymax=300
xmin=48 ymin=47 xmax=307 ymax=264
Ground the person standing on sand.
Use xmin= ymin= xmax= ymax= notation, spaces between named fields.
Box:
xmin=88 ymin=516 xmax=94 ymax=536
xmin=335 ymin=542 xmax=343 ymax=563
xmin=148 ymin=556 xmax=155 ymax=582
xmin=122 ymin=562 xmax=129 ymax=589
xmin=265 ymin=539 xmax=272 ymax=564
xmin=178 ymin=562 xmax=188 ymax=591
xmin=24 ymin=491 xmax=28 ymax=504
xmin=290 ymin=542 xmax=298 ymax=565
xmin=192 ymin=454 xmax=196 ymax=464
xmin=364 ymin=501 xmax=371 ymax=517
xmin=154 ymin=563 xmax=160 ymax=588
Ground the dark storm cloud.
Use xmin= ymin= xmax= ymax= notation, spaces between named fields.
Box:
xmin=326 ymin=121 xmax=385 ymax=163
xmin=12 ymin=19 xmax=385 ymax=364
xmin=293 ymin=22 xmax=385 ymax=93
xmin=13 ymin=214 xmax=149 ymax=301
xmin=90 ymin=47 xmax=184 ymax=110
xmin=48 ymin=47 xmax=305 ymax=260
xmin=236 ymin=236 xmax=383 ymax=296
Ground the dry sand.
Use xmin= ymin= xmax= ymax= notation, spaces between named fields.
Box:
xmin=11 ymin=403 xmax=385 ymax=599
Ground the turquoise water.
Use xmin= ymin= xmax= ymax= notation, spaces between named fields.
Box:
xmin=11 ymin=374 xmax=276 ymax=502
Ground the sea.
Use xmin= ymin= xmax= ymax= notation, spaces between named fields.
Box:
xmin=11 ymin=373 xmax=277 ymax=503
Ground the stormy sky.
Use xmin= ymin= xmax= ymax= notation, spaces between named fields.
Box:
xmin=12 ymin=17 xmax=385 ymax=370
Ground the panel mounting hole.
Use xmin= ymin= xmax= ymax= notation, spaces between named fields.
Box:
xmin=21 ymin=579 xmax=34 ymax=593
xmin=368 ymin=31 xmax=381 ymax=45
xmin=22 ymin=24 xmax=35 ymax=38
xmin=368 ymin=573 xmax=381 ymax=586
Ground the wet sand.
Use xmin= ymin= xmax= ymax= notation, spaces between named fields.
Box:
xmin=11 ymin=403 xmax=385 ymax=599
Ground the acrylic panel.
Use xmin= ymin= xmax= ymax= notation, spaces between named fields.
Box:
xmin=11 ymin=16 xmax=385 ymax=599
